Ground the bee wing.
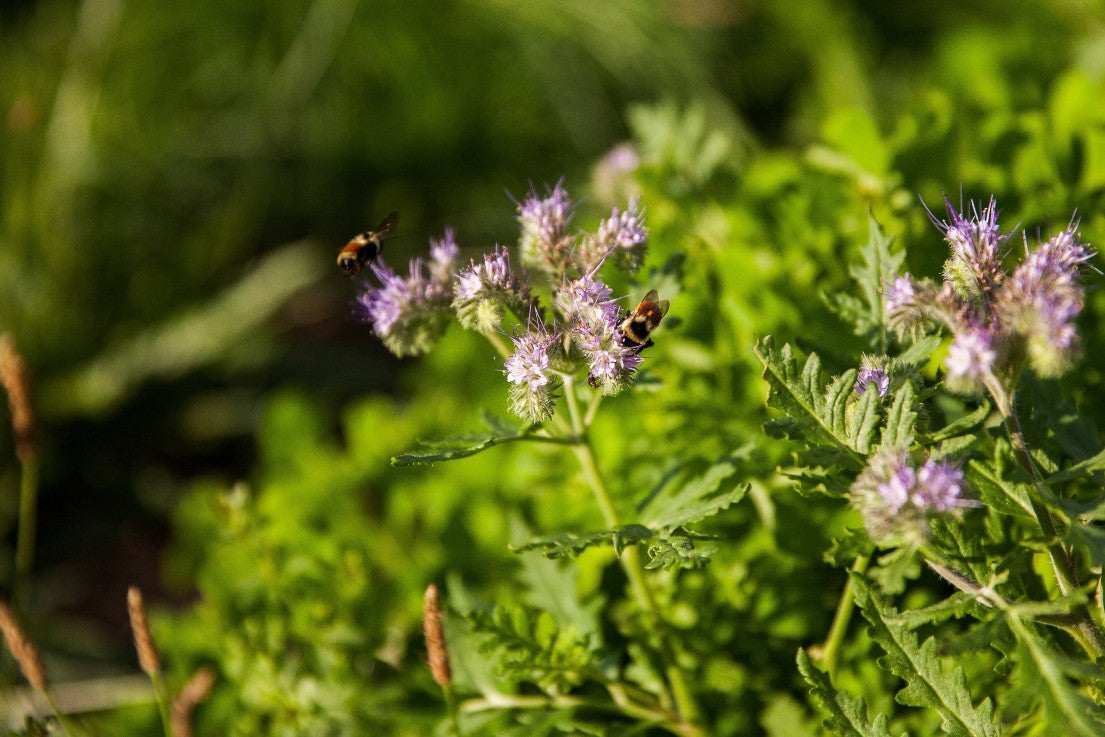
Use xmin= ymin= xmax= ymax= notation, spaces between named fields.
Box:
xmin=656 ymin=299 xmax=670 ymax=319
xmin=373 ymin=211 xmax=400 ymax=239
xmin=641 ymin=289 xmax=659 ymax=304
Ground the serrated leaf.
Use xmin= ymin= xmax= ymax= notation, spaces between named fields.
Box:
xmin=644 ymin=536 xmax=716 ymax=570
xmin=511 ymin=525 xmax=655 ymax=559
xmin=755 ymin=336 xmax=871 ymax=470
xmin=1001 ymin=607 xmax=1105 ymax=737
xmin=637 ymin=460 xmax=749 ymax=529
xmin=852 ymin=575 xmax=999 ymax=737
xmin=467 ymin=604 xmax=600 ymax=693
xmin=929 ymin=401 xmax=991 ymax=442
xmin=512 ymin=517 xmax=604 ymax=644
xmin=827 ymin=214 xmax=903 ymax=353
xmin=797 ymin=649 xmax=897 ymax=737
xmin=1046 ymin=446 xmax=1105 ymax=484
xmin=965 ymin=460 xmax=1035 ymax=519
xmin=879 ymin=382 xmax=916 ymax=449
xmin=896 ymin=335 xmax=943 ymax=367
xmin=392 ymin=416 xmax=538 ymax=465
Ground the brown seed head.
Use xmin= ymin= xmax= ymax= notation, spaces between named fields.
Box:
xmin=127 ymin=586 xmax=162 ymax=675
xmin=422 ymin=583 xmax=451 ymax=688
xmin=0 ymin=335 xmax=36 ymax=463
xmin=171 ymin=666 xmax=217 ymax=737
xmin=0 ymin=600 xmax=47 ymax=692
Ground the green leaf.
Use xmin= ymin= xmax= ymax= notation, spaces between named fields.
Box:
xmin=637 ymin=459 xmax=749 ymax=529
xmin=467 ymin=604 xmax=600 ymax=693
xmin=879 ymin=382 xmax=916 ymax=450
xmin=851 ymin=214 xmax=904 ymax=353
xmin=1001 ymin=606 xmax=1105 ymax=736
xmin=929 ymin=401 xmax=991 ymax=443
xmin=511 ymin=525 xmax=655 ymax=559
xmin=797 ymin=649 xmax=897 ymax=737
xmin=965 ymin=460 xmax=1036 ymax=520
xmin=1046 ymin=446 xmax=1105 ymax=484
xmin=644 ymin=535 xmax=716 ymax=570
xmin=512 ymin=517 xmax=604 ymax=644
xmin=755 ymin=336 xmax=872 ymax=470
xmin=852 ymin=574 xmax=999 ymax=737
xmin=391 ymin=415 xmax=539 ymax=465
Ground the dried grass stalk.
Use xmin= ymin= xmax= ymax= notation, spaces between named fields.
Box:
xmin=0 ymin=600 xmax=47 ymax=692
xmin=423 ymin=583 xmax=451 ymax=688
xmin=127 ymin=586 xmax=162 ymax=675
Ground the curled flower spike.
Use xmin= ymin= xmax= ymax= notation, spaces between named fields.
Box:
xmin=998 ymin=224 xmax=1095 ymax=377
xmin=935 ymin=196 xmax=1007 ymax=298
xmin=505 ymin=318 xmax=562 ymax=422
xmin=851 ymin=448 xmax=971 ymax=543
xmin=555 ymin=275 xmax=646 ymax=395
xmin=579 ymin=198 xmax=648 ymax=274
xmin=357 ymin=247 xmax=455 ymax=357
xmin=517 ymin=181 xmax=574 ymax=277
xmin=944 ymin=325 xmax=997 ymax=389
xmin=855 ymin=356 xmax=889 ymax=398
xmin=454 ymin=245 xmax=531 ymax=334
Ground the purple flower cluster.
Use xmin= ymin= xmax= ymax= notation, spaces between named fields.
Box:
xmin=855 ymin=356 xmax=890 ymax=398
xmin=579 ymin=198 xmax=649 ymax=274
xmin=505 ymin=319 xmax=561 ymax=422
xmin=357 ymin=242 xmax=457 ymax=357
xmin=997 ymin=226 xmax=1094 ymax=376
xmin=852 ymin=448 xmax=970 ymax=541
xmin=355 ymin=180 xmax=661 ymax=423
xmin=517 ymin=181 xmax=574 ymax=276
xmin=454 ymin=246 xmax=530 ymax=333
xmin=556 ymin=276 xmax=644 ymax=394
xmin=885 ymin=197 xmax=1096 ymax=387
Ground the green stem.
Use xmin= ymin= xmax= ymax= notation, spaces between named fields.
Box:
xmin=42 ymin=691 xmax=81 ymax=737
xmin=561 ymin=380 xmax=707 ymax=736
xmin=444 ymin=684 xmax=462 ymax=736
xmin=818 ymin=555 xmax=869 ymax=678
xmin=151 ymin=673 xmax=174 ymax=737
xmin=460 ymin=691 xmax=692 ymax=735
xmin=15 ymin=452 xmax=39 ymax=601
xmin=484 ymin=331 xmax=512 ymax=360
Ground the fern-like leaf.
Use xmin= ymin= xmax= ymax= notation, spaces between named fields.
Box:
xmin=851 ymin=574 xmax=999 ymax=737
xmin=392 ymin=415 xmax=540 ymax=465
xmin=637 ymin=459 xmax=748 ymax=529
xmin=757 ymin=336 xmax=898 ymax=471
xmin=467 ymin=604 xmax=600 ymax=693
xmin=797 ymin=649 xmax=898 ymax=737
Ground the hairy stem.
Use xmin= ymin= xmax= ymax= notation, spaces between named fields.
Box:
xmin=817 ymin=555 xmax=869 ymax=677
xmin=562 ymin=379 xmax=707 ymax=736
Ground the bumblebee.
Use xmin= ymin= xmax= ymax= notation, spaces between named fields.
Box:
xmin=618 ymin=289 xmax=669 ymax=349
xmin=337 ymin=211 xmax=399 ymax=275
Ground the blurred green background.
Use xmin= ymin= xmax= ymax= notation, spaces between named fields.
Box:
xmin=3 ymin=0 xmax=1105 ymax=734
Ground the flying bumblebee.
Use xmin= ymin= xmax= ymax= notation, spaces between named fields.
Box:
xmin=618 ymin=289 xmax=669 ymax=350
xmin=336 ymin=211 xmax=399 ymax=275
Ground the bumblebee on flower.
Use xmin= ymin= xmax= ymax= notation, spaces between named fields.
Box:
xmin=352 ymin=180 xmax=669 ymax=424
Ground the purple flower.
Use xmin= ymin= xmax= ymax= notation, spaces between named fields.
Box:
xmin=576 ymin=318 xmax=644 ymax=391
xmin=851 ymin=448 xmax=971 ymax=542
xmin=998 ymin=224 xmax=1095 ymax=376
xmin=453 ymin=245 xmax=531 ymax=332
xmin=936 ymin=196 xmax=1007 ymax=295
xmin=428 ymin=229 xmax=459 ymax=286
xmin=517 ymin=181 xmax=574 ymax=275
xmin=505 ymin=319 xmax=561 ymax=422
xmin=876 ymin=463 xmax=915 ymax=513
xmin=855 ymin=357 xmax=890 ymax=398
xmin=945 ymin=326 xmax=996 ymax=382
xmin=913 ymin=459 xmax=964 ymax=511
xmin=580 ymin=198 xmax=649 ymax=273
xmin=357 ymin=256 xmax=452 ymax=357
xmin=555 ymin=275 xmax=619 ymax=328
xmin=884 ymin=275 xmax=916 ymax=314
